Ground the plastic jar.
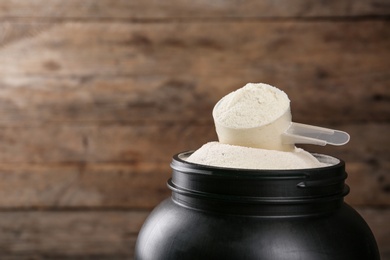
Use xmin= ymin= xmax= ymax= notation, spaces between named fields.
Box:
xmin=135 ymin=151 xmax=379 ymax=260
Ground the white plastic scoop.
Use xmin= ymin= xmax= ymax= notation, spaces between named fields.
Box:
xmin=213 ymin=102 xmax=350 ymax=152
xmin=282 ymin=122 xmax=350 ymax=146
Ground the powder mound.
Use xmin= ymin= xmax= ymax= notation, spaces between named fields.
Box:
xmin=186 ymin=142 xmax=327 ymax=170
xmin=214 ymin=83 xmax=290 ymax=129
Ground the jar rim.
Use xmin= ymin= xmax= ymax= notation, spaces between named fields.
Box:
xmin=172 ymin=151 xmax=343 ymax=179
xmin=169 ymin=151 xmax=348 ymax=204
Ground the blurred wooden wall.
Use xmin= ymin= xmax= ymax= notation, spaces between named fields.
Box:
xmin=0 ymin=1 xmax=389 ymax=259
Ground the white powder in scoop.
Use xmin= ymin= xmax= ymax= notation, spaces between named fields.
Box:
xmin=186 ymin=142 xmax=327 ymax=170
xmin=214 ymin=83 xmax=290 ymax=128
xmin=187 ymin=82 xmax=327 ymax=169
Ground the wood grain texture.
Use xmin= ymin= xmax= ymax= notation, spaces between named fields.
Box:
xmin=0 ymin=210 xmax=148 ymax=259
xmin=0 ymin=124 xmax=216 ymax=163
xmin=0 ymin=124 xmax=387 ymax=209
xmin=1 ymin=21 xmax=389 ymax=78
xmin=0 ymin=1 xmax=388 ymax=258
xmin=0 ymin=0 xmax=389 ymax=19
xmin=358 ymin=208 xmax=390 ymax=260
xmin=0 ymin=163 xmax=171 ymax=209
xmin=0 ymin=124 xmax=387 ymax=164
xmin=0 ymin=208 xmax=387 ymax=259
xmin=0 ymin=75 xmax=388 ymax=126
xmin=0 ymin=21 xmax=389 ymax=125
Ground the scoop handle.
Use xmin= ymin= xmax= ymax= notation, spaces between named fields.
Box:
xmin=282 ymin=122 xmax=350 ymax=146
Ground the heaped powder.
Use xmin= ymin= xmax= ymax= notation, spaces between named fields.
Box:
xmin=214 ymin=83 xmax=290 ymax=128
xmin=186 ymin=142 xmax=327 ymax=170
xmin=186 ymin=82 xmax=327 ymax=169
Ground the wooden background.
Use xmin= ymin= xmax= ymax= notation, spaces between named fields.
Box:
xmin=0 ymin=1 xmax=389 ymax=259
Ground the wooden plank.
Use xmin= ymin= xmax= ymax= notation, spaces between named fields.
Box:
xmin=1 ymin=21 xmax=389 ymax=79
xmin=0 ymin=163 xmax=172 ymax=210
xmin=0 ymin=76 xmax=217 ymax=126
xmin=357 ymin=207 xmax=390 ymax=260
xmin=0 ymin=208 xmax=387 ymax=259
xmin=0 ymin=0 xmax=389 ymax=19
xmin=0 ymin=124 xmax=387 ymax=209
xmin=0 ymin=123 xmax=387 ymax=164
xmin=0 ymin=74 xmax=388 ymax=126
xmin=1 ymin=18 xmax=388 ymax=127
xmin=0 ymin=124 xmax=217 ymax=163
xmin=345 ymin=161 xmax=390 ymax=207
xmin=0 ymin=210 xmax=149 ymax=259
xmin=0 ymin=21 xmax=389 ymax=125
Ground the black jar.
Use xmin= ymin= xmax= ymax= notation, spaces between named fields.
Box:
xmin=135 ymin=151 xmax=379 ymax=260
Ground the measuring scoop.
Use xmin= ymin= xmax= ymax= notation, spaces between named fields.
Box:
xmin=213 ymin=105 xmax=350 ymax=152
xmin=282 ymin=122 xmax=350 ymax=147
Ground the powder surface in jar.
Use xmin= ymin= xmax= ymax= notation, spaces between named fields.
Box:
xmin=214 ymin=83 xmax=290 ymax=129
xmin=186 ymin=142 xmax=327 ymax=170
